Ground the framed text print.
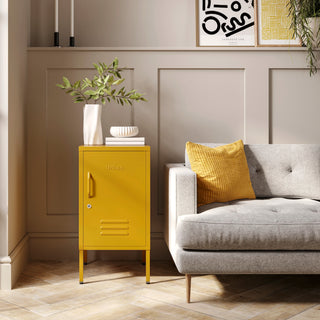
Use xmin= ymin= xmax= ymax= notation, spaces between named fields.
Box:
xmin=197 ymin=0 xmax=255 ymax=46
xmin=255 ymin=0 xmax=300 ymax=46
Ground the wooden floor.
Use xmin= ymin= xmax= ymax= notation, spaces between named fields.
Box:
xmin=1 ymin=260 xmax=320 ymax=319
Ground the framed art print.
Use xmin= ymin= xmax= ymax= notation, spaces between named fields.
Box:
xmin=255 ymin=0 xmax=301 ymax=46
xmin=197 ymin=0 xmax=255 ymax=46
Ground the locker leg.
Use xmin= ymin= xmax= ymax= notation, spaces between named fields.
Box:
xmin=79 ymin=250 xmax=84 ymax=284
xmin=142 ymin=250 xmax=146 ymax=266
xmin=146 ymin=250 xmax=150 ymax=284
xmin=84 ymin=250 xmax=88 ymax=265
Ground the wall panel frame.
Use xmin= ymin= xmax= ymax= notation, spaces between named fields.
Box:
xmin=27 ymin=47 xmax=314 ymax=259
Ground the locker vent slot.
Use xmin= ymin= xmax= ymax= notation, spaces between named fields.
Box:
xmin=99 ymin=219 xmax=130 ymax=236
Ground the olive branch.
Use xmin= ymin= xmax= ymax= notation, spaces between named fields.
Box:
xmin=57 ymin=57 xmax=147 ymax=105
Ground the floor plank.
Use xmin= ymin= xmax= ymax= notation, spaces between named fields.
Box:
xmin=0 ymin=260 xmax=319 ymax=319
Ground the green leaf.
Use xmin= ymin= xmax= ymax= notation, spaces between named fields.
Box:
xmin=104 ymin=75 xmax=110 ymax=84
xmin=129 ymin=94 xmax=138 ymax=99
xmin=56 ymin=84 xmax=65 ymax=89
xmin=104 ymin=89 xmax=112 ymax=96
xmin=93 ymin=77 xmax=99 ymax=87
xmin=107 ymin=76 xmax=114 ymax=83
xmin=113 ymin=78 xmax=125 ymax=86
xmin=127 ymin=89 xmax=136 ymax=95
xmin=74 ymin=97 xmax=84 ymax=103
xmin=113 ymin=57 xmax=119 ymax=69
xmin=84 ymin=78 xmax=92 ymax=86
xmin=84 ymin=90 xmax=97 ymax=96
xmin=63 ymin=77 xmax=71 ymax=89
xmin=81 ymin=82 xmax=89 ymax=90
xmin=74 ymin=80 xmax=81 ymax=89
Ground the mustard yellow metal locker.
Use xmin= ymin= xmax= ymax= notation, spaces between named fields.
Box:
xmin=79 ymin=146 xmax=150 ymax=284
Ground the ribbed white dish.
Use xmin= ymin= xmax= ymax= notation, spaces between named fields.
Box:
xmin=110 ymin=126 xmax=139 ymax=138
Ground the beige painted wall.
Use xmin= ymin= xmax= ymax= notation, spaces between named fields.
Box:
xmin=30 ymin=0 xmax=195 ymax=47
xmin=26 ymin=0 xmax=320 ymax=261
xmin=0 ymin=0 xmax=29 ymax=289
xmin=7 ymin=0 xmax=29 ymax=288
xmin=8 ymin=0 xmax=29 ymax=255
xmin=27 ymin=47 xmax=320 ymax=260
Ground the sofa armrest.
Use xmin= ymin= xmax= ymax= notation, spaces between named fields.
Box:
xmin=166 ymin=163 xmax=197 ymax=217
xmin=164 ymin=163 xmax=197 ymax=259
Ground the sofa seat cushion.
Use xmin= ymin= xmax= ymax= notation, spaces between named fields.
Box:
xmin=177 ymin=198 xmax=320 ymax=250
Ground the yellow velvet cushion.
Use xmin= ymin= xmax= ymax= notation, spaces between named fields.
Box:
xmin=186 ymin=140 xmax=256 ymax=206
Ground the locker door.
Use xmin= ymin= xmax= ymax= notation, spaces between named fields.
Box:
xmin=83 ymin=150 xmax=146 ymax=247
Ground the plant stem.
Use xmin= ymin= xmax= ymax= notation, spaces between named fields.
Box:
xmin=74 ymin=88 xmax=88 ymax=103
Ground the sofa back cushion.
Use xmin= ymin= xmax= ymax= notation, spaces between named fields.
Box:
xmin=185 ymin=144 xmax=320 ymax=199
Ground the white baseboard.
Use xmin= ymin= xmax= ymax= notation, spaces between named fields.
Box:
xmin=10 ymin=234 xmax=29 ymax=289
xmin=0 ymin=234 xmax=29 ymax=290
xmin=29 ymin=232 xmax=170 ymax=260
xmin=0 ymin=256 xmax=12 ymax=290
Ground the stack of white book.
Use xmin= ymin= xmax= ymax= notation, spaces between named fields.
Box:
xmin=105 ymin=137 xmax=145 ymax=146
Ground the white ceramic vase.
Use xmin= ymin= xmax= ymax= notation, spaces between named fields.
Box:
xmin=83 ymin=104 xmax=103 ymax=145
xmin=307 ymin=17 xmax=320 ymax=47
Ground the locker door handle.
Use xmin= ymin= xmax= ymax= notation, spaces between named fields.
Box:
xmin=87 ymin=172 xmax=93 ymax=198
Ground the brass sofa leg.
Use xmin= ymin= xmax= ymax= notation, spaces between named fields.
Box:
xmin=186 ymin=274 xmax=191 ymax=303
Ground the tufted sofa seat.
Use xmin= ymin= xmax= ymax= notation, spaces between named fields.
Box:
xmin=165 ymin=143 xmax=320 ymax=302
xmin=177 ymin=197 xmax=320 ymax=251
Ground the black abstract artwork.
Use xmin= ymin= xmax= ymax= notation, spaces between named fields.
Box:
xmin=198 ymin=0 xmax=255 ymax=46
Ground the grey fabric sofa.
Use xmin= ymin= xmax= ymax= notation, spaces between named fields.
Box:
xmin=165 ymin=144 xmax=320 ymax=302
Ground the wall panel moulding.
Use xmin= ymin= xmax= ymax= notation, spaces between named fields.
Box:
xmin=27 ymin=48 xmax=320 ymax=259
